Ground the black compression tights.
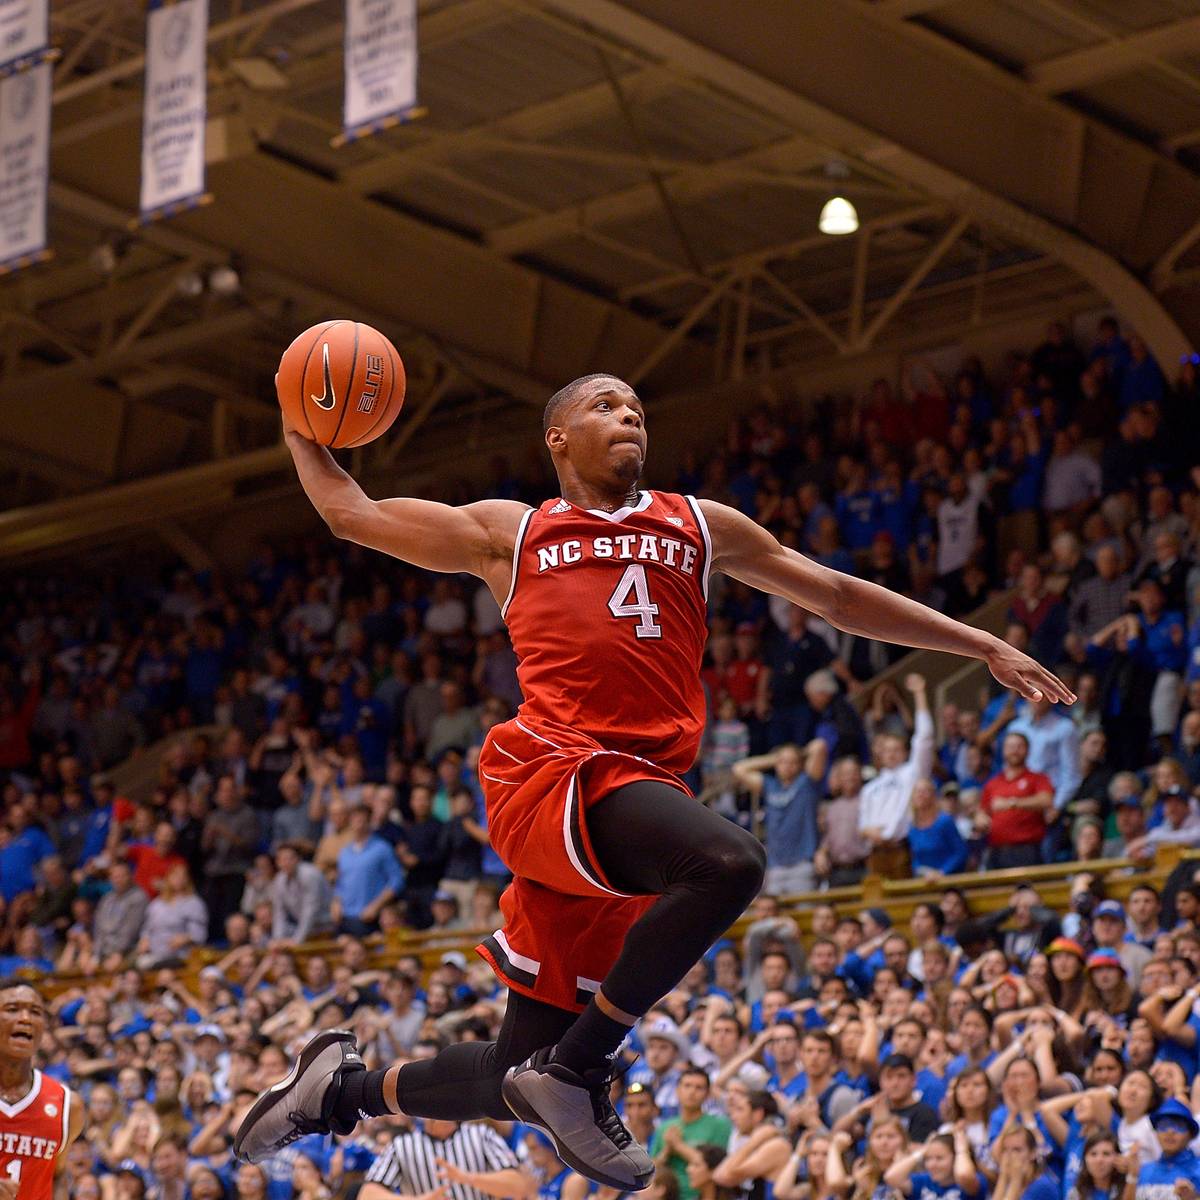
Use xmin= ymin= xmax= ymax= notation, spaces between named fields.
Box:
xmin=390 ymin=778 xmax=766 ymax=1120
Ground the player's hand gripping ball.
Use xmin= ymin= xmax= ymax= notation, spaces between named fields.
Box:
xmin=276 ymin=320 xmax=406 ymax=448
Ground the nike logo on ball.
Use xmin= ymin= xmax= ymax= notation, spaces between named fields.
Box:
xmin=310 ymin=343 xmax=336 ymax=410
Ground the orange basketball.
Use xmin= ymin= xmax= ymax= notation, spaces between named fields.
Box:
xmin=276 ymin=320 xmax=406 ymax=448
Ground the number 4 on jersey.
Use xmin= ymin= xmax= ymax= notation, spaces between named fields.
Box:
xmin=607 ymin=563 xmax=661 ymax=639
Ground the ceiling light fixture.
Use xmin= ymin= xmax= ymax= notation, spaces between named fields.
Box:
xmin=208 ymin=264 xmax=240 ymax=296
xmin=819 ymin=160 xmax=859 ymax=236
xmin=819 ymin=196 xmax=859 ymax=236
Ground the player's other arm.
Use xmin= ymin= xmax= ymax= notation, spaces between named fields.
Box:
xmin=284 ymin=428 xmax=527 ymax=577
xmin=54 ymin=1088 xmax=84 ymax=1176
xmin=700 ymin=499 xmax=1073 ymax=705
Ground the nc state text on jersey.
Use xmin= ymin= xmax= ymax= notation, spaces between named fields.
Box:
xmin=535 ymin=534 xmax=698 ymax=575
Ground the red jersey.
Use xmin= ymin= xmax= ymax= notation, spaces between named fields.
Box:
xmin=502 ymin=490 xmax=710 ymax=775
xmin=126 ymin=844 xmax=186 ymax=896
xmin=702 ymin=658 xmax=764 ymax=708
xmin=981 ymin=768 xmax=1054 ymax=846
xmin=0 ymin=1071 xmax=70 ymax=1199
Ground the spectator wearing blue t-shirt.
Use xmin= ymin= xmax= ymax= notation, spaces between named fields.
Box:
xmin=872 ymin=462 xmax=917 ymax=551
xmin=992 ymin=1123 xmax=1058 ymax=1200
xmin=0 ymin=812 xmax=55 ymax=904
xmin=908 ymin=780 xmax=968 ymax=878
xmin=732 ymin=738 xmax=827 ymax=895
xmin=836 ymin=466 xmax=884 ymax=553
xmin=1126 ymin=579 xmax=1187 ymax=743
xmin=995 ymin=423 xmax=1046 ymax=561
xmin=1120 ymin=335 xmax=1166 ymax=412
xmin=884 ymin=1128 xmax=985 ymax=1200
xmin=1090 ymin=316 xmax=1131 ymax=391
xmin=334 ymin=806 xmax=405 ymax=935
xmin=1136 ymin=1100 xmax=1200 ymax=1198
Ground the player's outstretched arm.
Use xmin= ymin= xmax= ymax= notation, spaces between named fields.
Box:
xmin=284 ymin=429 xmax=527 ymax=579
xmin=699 ymin=499 xmax=1074 ymax=706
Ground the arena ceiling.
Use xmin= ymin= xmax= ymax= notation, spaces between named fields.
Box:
xmin=6 ymin=0 xmax=1200 ymax=562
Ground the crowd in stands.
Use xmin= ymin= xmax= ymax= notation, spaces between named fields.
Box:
xmin=2 ymin=314 xmax=1200 ymax=1198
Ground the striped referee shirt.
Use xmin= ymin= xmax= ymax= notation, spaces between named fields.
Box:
xmin=366 ymin=1122 xmax=519 ymax=1200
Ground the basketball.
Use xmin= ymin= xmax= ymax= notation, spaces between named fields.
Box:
xmin=276 ymin=320 xmax=406 ymax=449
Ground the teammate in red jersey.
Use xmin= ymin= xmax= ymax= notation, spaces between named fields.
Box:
xmin=235 ymin=373 xmax=1072 ymax=1188
xmin=0 ymin=981 xmax=81 ymax=1200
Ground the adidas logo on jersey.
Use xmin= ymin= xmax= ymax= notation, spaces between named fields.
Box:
xmin=548 ymin=499 xmax=571 ymax=514
xmin=666 ymin=516 xmax=684 ymax=526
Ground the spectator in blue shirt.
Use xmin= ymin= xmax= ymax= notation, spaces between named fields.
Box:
xmin=993 ymin=1123 xmax=1058 ymax=1200
xmin=1127 ymin=580 xmax=1187 ymax=744
xmin=907 ymin=780 xmax=968 ymax=878
xmin=732 ymin=739 xmax=827 ymax=895
xmin=835 ymin=465 xmax=883 ymax=553
xmin=872 ymin=462 xmax=917 ymax=551
xmin=334 ymin=806 xmax=405 ymax=936
xmin=1120 ymin=335 xmax=1166 ymax=412
xmin=0 ymin=810 xmax=55 ymax=904
xmin=78 ymin=777 xmax=117 ymax=868
xmin=1137 ymin=1100 xmax=1200 ymax=1196
xmin=1090 ymin=316 xmax=1131 ymax=391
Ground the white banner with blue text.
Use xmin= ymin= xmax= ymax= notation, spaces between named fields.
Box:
xmin=342 ymin=0 xmax=417 ymax=141
xmin=0 ymin=61 xmax=50 ymax=273
xmin=140 ymin=0 xmax=209 ymax=222
xmin=0 ymin=0 xmax=49 ymax=76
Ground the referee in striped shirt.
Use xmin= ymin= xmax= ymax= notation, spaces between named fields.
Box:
xmin=359 ymin=1118 xmax=536 ymax=1200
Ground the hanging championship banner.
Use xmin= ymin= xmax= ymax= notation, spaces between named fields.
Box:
xmin=0 ymin=0 xmax=49 ymax=76
xmin=340 ymin=0 xmax=419 ymax=144
xmin=0 ymin=61 xmax=50 ymax=274
xmin=139 ymin=0 xmax=209 ymax=223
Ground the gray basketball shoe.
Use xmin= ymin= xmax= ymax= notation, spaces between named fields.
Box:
xmin=502 ymin=1047 xmax=654 ymax=1191
xmin=234 ymin=1029 xmax=364 ymax=1163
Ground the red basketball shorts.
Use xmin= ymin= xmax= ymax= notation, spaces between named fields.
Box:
xmin=474 ymin=716 xmax=686 ymax=1012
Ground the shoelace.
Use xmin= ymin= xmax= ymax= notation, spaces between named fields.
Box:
xmin=280 ymin=1113 xmax=330 ymax=1147
xmin=584 ymin=1057 xmax=638 ymax=1149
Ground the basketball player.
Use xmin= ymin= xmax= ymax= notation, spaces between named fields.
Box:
xmin=0 ymin=980 xmax=81 ymax=1200
xmin=236 ymin=374 xmax=1072 ymax=1189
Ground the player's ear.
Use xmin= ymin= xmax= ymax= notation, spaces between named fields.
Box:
xmin=545 ymin=426 xmax=566 ymax=454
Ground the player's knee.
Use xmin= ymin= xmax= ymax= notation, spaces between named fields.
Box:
xmin=706 ymin=829 xmax=766 ymax=903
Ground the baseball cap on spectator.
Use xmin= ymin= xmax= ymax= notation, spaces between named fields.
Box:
xmin=1045 ymin=938 xmax=1085 ymax=961
xmin=1163 ymin=786 xmax=1189 ymax=805
xmin=1151 ymin=1097 xmax=1200 ymax=1138
xmin=432 ymin=890 xmax=458 ymax=906
xmin=193 ymin=1024 xmax=226 ymax=1043
xmin=1094 ymin=901 xmax=1125 ymax=921
xmin=1086 ymin=949 xmax=1125 ymax=974
xmin=862 ymin=908 xmax=892 ymax=930
xmin=880 ymin=1053 xmax=914 ymax=1073
xmin=1115 ymin=793 xmax=1143 ymax=808
xmin=441 ymin=951 xmax=468 ymax=970
xmin=637 ymin=1015 xmax=691 ymax=1062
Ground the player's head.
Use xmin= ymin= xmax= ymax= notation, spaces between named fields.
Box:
xmin=542 ymin=374 xmax=646 ymax=492
xmin=0 ymin=978 xmax=46 ymax=1061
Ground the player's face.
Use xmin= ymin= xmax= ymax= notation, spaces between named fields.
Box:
xmin=0 ymin=985 xmax=46 ymax=1059
xmin=557 ymin=381 xmax=647 ymax=486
